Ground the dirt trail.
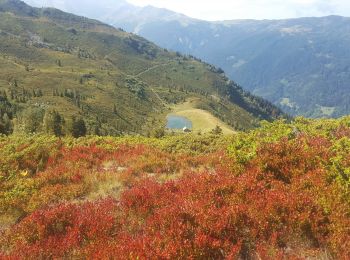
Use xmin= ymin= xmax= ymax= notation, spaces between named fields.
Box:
xmin=134 ymin=61 xmax=173 ymax=77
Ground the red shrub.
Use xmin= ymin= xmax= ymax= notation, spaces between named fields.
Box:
xmin=3 ymin=199 xmax=119 ymax=259
xmin=1 ymin=136 xmax=349 ymax=259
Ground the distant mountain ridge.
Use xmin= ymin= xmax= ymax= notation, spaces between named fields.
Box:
xmin=115 ymin=13 xmax=350 ymax=118
xmin=24 ymin=0 xmax=196 ymax=32
xmin=23 ymin=0 xmax=350 ymax=118
xmin=0 ymin=0 xmax=283 ymax=136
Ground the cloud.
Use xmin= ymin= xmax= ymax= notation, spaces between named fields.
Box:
xmin=127 ymin=0 xmax=350 ymax=20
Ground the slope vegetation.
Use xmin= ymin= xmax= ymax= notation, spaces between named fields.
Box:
xmin=1 ymin=118 xmax=350 ymax=258
xmin=24 ymin=0 xmax=350 ymax=118
xmin=0 ymin=0 xmax=284 ymax=136
xmin=169 ymin=98 xmax=235 ymax=134
xmin=123 ymin=14 xmax=350 ymax=118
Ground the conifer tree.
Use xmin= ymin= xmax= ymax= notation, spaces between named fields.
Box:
xmin=43 ymin=110 xmax=64 ymax=137
xmin=0 ymin=113 xmax=12 ymax=135
xmin=69 ymin=116 xmax=87 ymax=138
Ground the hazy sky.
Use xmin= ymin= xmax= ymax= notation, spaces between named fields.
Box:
xmin=127 ymin=0 xmax=350 ymax=20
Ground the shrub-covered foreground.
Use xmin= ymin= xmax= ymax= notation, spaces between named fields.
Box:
xmin=0 ymin=117 xmax=350 ymax=259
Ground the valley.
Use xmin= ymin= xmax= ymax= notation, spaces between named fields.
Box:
xmin=27 ymin=0 xmax=350 ymax=118
xmin=0 ymin=1 xmax=349 ymax=259
xmin=0 ymin=0 xmax=284 ymax=137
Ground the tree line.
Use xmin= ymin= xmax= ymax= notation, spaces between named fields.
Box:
xmin=0 ymin=106 xmax=87 ymax=138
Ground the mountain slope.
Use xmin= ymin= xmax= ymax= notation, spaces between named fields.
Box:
xmin=0 ymin=0 xmax=283 ymax=136
xmin=117 ymin=14 xmax=350 ymax=118
xmin=25 ymin=0 xmax=350 ymax=118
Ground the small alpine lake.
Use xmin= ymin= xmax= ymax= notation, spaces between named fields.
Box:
xmin=166 ymin=115 xmax=193 ymax=130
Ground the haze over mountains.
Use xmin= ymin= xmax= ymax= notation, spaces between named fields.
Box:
xmin=1 ymin=2 xmax=350 ymax=259
xmin=0 ymin=0 xmax=283 ymax=136
xmin=25 ymin=0 xmax=350 ymax=118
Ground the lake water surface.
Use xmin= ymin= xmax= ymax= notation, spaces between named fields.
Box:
xmin=166 ymin=115 xmax=192 ymax=130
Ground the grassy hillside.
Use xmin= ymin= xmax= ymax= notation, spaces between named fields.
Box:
xmin=0 ymin=117 xmax=350 ymax=258
xmin=93 ymin=3 xmax=350 ymax=118
xmin=143 ymin=16 xmax=350 ymax=118
xmin=169 ymin=98 xmax=236 ymax=134
xmin=0 ymin=0 xmax=284 ymax=136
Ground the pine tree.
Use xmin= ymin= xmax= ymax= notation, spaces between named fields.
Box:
xmin=43 ymin=110 xmax=64 ymax=137
xmin=0 ymin=113 xmax=12 ymax=135
xmin=22 ymin=108 xmax=44 ymax=134
xmin=69 ymin=116 xmax=87 ymax=138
